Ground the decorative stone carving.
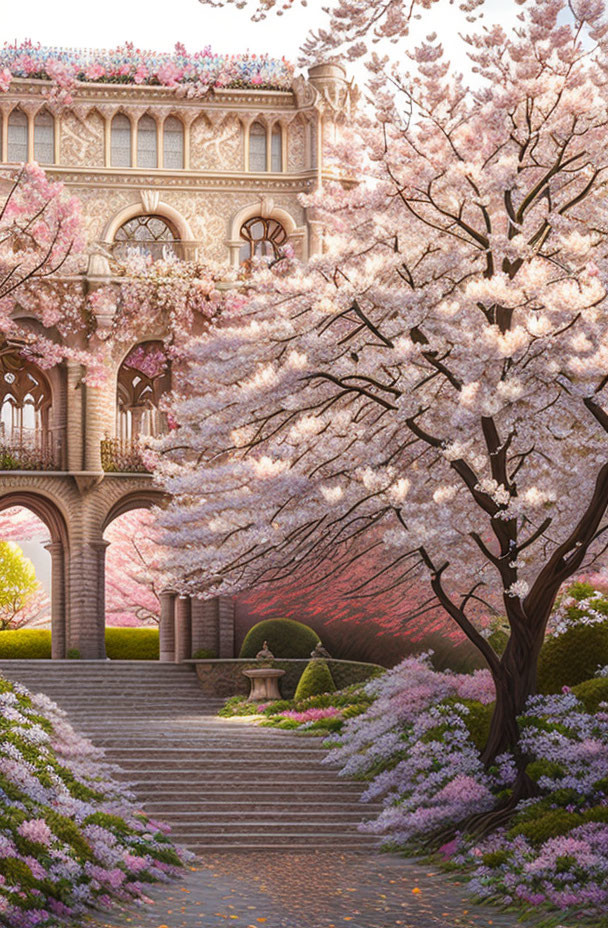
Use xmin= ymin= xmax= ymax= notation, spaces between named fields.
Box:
xmin=141 ymin=189 xmax=161 ymax=212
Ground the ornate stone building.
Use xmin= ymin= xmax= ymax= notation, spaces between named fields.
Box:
xmin=0 ymin=52 xmax=356 ymax=659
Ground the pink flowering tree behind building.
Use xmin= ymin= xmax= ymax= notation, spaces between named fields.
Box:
xmin=158 ymin=0 xmax=608 ymax=813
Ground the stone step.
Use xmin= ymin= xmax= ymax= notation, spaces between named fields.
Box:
xmin=0 ymin=661 xmax=370 ymax=851
xmin=174 ymin=833 xmax=380 ymax=847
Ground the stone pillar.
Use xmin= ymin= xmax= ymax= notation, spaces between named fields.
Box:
xmin=174 ymin=595 xmax=192 ymax=663
xmin=191 ymin=597 xmax=219 ymax=657
xmin=45 ymin=541 xmax=66 ymax=660
xmin=91 ymin=541 xmax=109 ymax=659
xmin=218 ymin=596 xmax=235 ymax=658
xmin=66 ymin=361 xmax=84 ymax=472
xmin=84 ymin=383 xmax=106 ymax=472
xmin=159 ymin=590 xmax=176 ymax=662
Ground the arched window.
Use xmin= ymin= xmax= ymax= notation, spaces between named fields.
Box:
xmin=0 ymin=351 xmax=52 ymax=450
xmin=239 ymin=216 xmax=288 ymax=264
xmin=116 ymin=342 xmax=171 ymax=440
xmin=7 ymin=110 xmax=28 ymax=162
xmin=271 ymin=124 xmax=282 ymax=172
xmin=248 ymin=122 xmax=267 ymax=172
xmin=111 ymin=114 xmax=132 ymax=167
xmin=114 ymin=214 xmax=181 ymax=262
xmin=137 ymin=115 xmax=157 ymax=169
xmin=34 ymin=110 xmax=54 ymax=164
xmin=163 ymin=116 xmax=184 ymax=169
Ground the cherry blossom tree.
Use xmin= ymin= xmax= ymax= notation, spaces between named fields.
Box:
xmin=104 ymin=510 xmax=165 ymax=626
xmin=158 ymin=0 xmax=608 ymax=811
xmin=0 ymin=163 xmax=86 ymax=362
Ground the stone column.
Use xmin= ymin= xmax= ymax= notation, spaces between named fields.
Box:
xmin=218 ymin=596 xmax=235 ymax=658
xmin=174 ymin=595 xmax=192 ymax=663
xmin=66 ymin=361 xmax=84 ymax=472
xmin=191 ymin=597 xmax=219 ymax=656
xmin=91 ymin=541 xmax=109 ymax=659
xmin=45 ymin=541 xmax=66 ymax=660
xmin=84 ymin=383 xmax=106 ymax=472
xmin=159 ymin=590 xmax=176 ymax=662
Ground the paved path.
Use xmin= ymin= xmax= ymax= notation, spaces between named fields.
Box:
xmin=86 ymin=851 xmax=515 ymax=928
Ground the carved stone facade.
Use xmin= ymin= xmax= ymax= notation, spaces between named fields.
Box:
xmin=0 ymin=59 xmax=355 ymax=659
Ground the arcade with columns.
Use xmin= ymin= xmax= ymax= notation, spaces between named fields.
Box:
xmin=0 ymin=52 xmax=357 ymax=658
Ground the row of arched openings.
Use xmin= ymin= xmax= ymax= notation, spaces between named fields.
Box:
xmin=114 ymin=212 xmax=288 ymax=264
xmin=3 ymin=110 xmax=288 ymax=173
xmin=0 ymin=342 xmax=171 ymax=471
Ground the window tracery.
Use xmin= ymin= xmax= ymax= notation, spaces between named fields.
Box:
xmin=116 ymin=342 xmax=171 ymax=440
xmin=114 ymin=214 xmax=181 ymax=262
xmin=239 ymin=216 xmax=288 ymax=263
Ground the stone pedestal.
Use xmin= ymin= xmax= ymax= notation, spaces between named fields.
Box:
xmin=242 ymin=667 xmax=285 ymax=702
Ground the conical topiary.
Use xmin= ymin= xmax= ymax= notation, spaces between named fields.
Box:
xmin=294 ymin=659 xmax=336 ymax=700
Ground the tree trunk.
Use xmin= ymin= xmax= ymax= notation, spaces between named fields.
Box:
xmin=481 ymin=623 xmax=545 ymax=771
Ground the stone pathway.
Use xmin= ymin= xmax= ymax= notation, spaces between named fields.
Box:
xmin=86 ymin=851 xmax=516 ymax=928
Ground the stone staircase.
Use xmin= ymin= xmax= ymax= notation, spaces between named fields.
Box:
xmin=0 ymin=660 xmax=380 ymax=852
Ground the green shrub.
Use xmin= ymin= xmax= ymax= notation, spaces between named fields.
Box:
xmin=104 ymin=627 xmax=159 ymax=660
xmin=239 ymin=618 xmax=320 ymax=659
xmin=192 ymin=648 xmax=217 ymax=659
xmin=294 ymin=659 xmax=335 ymax=700
xmin=509 ymin=809 xmax=584 ymax=845
xmin=0 ymin=629 xmax=51 ymax=659
xmin=571 ymin=677 xmax=608 ymax=713
xmin=538 ymin=621 xmax=608 ymax=693
xmin=67 ymin=648 xmax=80 ymax=660
xmin=441 ymin=697 xmax=494 ymax=753
xmin=526 ymin=759 xmax=566 ymax=783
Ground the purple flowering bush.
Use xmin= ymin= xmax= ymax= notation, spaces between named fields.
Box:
xmin=324 ymin=654 xmax=608 ymax=925
xmin=0 ymin=677 xmax=187 ymax=926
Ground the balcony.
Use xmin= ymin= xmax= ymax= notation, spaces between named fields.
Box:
xmin=101 ymin=438 xmax=152 ymax=474
xmin=0 ymin=430 xmax=63 ymax=471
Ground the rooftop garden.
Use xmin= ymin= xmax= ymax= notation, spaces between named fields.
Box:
xmin=0 ymin=41 xmax=295 ymax=104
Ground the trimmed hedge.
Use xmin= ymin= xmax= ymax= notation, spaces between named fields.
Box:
xmin=104 ymin=627 xmax=159 ymax=660
xmin=538 ymin=621 xmax=608 ymax=693
xmin=239 ymin=618 xmax=320 ymax=659
xmin=0 ymin=629 xmax=51 ymax=659
xmin=0 ymin=627 xmax=159 ymax=660
xmin=294 ymin=659 xmax=336 ymax=700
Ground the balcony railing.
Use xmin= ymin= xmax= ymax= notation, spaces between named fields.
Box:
xmin=101 ymin=438 xmax=153 ymax=474
xmin=0 ymin=430 xmax=63 ymax=471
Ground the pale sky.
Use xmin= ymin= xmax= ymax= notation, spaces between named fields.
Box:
xmin=1 ymin=0 xmax=517 ymax=81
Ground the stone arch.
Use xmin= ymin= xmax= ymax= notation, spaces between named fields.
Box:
xmin=0 ymin=491 xmax=69 ymax=659
xmin=101 ymin=200 xmax=195 ymax=247
xmin=102 ymin=488 xmax=168 ymax=532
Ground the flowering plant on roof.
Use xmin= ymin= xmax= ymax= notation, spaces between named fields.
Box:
xmin=0 ymin=40 xmax=295 ymax=105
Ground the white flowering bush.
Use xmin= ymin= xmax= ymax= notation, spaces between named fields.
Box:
xmin=0 ymin=677 xmax=187 ymax=926
xmin=326 ymin=655 xmax=608 ymax=924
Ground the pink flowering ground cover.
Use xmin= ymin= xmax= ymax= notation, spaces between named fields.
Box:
xmin=0 ymin=676 xmax=188 ymax=926
xmin=324 ymin=655 xmax=608 ymax=926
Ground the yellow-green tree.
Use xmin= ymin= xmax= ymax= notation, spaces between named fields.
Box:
xmin=0 ymin=542 xmax=42 ymax=630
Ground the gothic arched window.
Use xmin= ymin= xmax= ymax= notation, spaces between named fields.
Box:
xmin=248 ymin=122 xmax=267 ymax=172
xmin=239 ymin=216 xmax=288 ymax=264
xmin=114 ymin=214 xmax=181 ymax=262
xmin=0 ymin=352 xmax=52 ymax=448
xmin=137 ymin=115 xmax=157 ymax=169
xmin=271 ymin=124 xmax=282 ymax=172
xmin=7 ymin=109 xmax=28 ymax=162
xmin=111 ymin=114 xmax=132 ymax=167
xmin=116 ymin=341 xmax=171 ymax=440
xmin=163 ymin=116 xmax=184 ymax=169
xmin=34 ymin=110 xmax=54 ymax=164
